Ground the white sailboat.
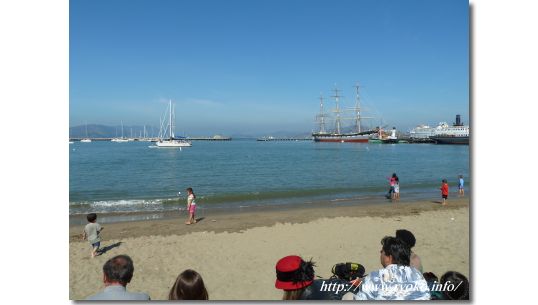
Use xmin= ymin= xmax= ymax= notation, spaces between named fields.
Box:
xmin=81 ymin=122 xmax=92 ymax=142
xmin=154 ymin=100 xmax=192 ymax=148
xmin=111 ymin=121 xmax=129 ymax=142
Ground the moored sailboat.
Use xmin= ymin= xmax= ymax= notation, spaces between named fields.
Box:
xmin=111 ymin=121 xmax=129 ymax=142
xmin=154 ymin=100 xmax=192 ymax=148
xmin=81 ymin=122 xmax=92 ymax=142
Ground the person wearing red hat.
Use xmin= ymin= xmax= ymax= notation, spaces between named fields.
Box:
xmin=275 ymin=255 xmax=315 ymax=300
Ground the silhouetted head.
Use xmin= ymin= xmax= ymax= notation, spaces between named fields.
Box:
xmin=86 ymin=213 xmax=97 ymax=223
xmin=169 ymin=269 xmax=208 ymax=300
xmin=440 ymin=271 xmax=469 ymax=300
xmin=380 ymin=236 xmax=411 ymax=267
xmin=103 ymin=255 xmax=134 ymax=286
xmin=275 ymin=255 xmax=315 ymax=300
xmin=396 ymin=229 xmax=416 ymax=248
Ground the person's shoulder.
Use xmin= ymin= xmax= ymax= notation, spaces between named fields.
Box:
xmin=128 ymin=291 xmax=151 ymax=300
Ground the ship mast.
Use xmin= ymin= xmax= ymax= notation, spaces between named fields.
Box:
xmin=316 ymin=93 xmax=327 ymax=134
xmin=353 ymin=82 xmax=362 ymax=133
xmin=332 ymin=87 xmax=342 ymax=134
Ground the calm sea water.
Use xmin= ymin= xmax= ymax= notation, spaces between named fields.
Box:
xmin=69 ymin=140 xmax=469 ymax=215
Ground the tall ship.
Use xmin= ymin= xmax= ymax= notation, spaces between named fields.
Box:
xmin=312 ymin=84 xmax=378 ymax=143
xmin=429 ymin=114 xmax=469 ymax=144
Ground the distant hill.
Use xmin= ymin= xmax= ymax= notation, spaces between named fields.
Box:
xmin=69 ymin=124 xmax=159 ymax=138
xmin=70 ymin=125 xmax=312 ymax=139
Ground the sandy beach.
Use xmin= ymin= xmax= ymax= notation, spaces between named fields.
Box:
xmin=69 ymin=198 xmax=469 ymax=300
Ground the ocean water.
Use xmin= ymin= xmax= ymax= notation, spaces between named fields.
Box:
xmin=69 ymin=140 xmax=469 ymax=216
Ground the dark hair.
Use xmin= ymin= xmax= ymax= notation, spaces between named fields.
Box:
xmin=395 ymin=229 xmax=416 ymax=248
xmin=381 ymin=236 xmax=410 ymax=266
xmin=422 ymin=272 xmax=438 ymax=284
xmin=102 ymin=255 xmax=134 ymax=286
xmin=283 ymin=288 xmax=307 ymax=300
xmin=442 ymin=179 xmax=447 ymax=183
xmin=392 ymin=173 xmax=397 ymax=178
xmin=440 ymin=271 xmax=469 ymax=300
xmin=186 ymin=187 xmax=195 ymax=198
xmin=87 ymin=213 xmax=97 ymax=222
xmin=169 ymin=269 xmax=208 ymax=300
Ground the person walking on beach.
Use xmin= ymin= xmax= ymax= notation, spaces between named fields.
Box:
xmin=440 ymin=179 xmax=449 ymax=205
xmin=82 ymin=213 xmax=103 ymax=258
xmin=386 ymin=173 xmax=398 ymax=200
xmin=86 ymin=255 xmax=150 ymax=300
xmin=185 ymin=187 xmax=197 ymax=225
xmin=458 ymin=175 xmax=465 ymax=197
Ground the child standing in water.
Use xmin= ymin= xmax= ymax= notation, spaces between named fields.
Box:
xmin=394 ymin=180 xmax=400 ymax=201
xmin=440 ymin=179 xmax=449 ymax=205
xmin=185 ymin=187 xmax=197 ymax=225
xmin=458 ymin=175 xmax=465 ymax=197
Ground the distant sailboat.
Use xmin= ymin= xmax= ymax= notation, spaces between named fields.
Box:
xmin=81 ymin=122 xmax=92 ymax=142
xmin=154 ymin=100 xmax=192 ymax=148
xmin=111 ymin=121 xmax=129 ymax=142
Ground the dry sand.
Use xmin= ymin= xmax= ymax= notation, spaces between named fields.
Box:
xmin=69 ymin=198 xmax=469 ymax=300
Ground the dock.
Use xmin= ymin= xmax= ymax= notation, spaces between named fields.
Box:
xmin=257 ymin=137 xmax=313 ymax=141
xmin=186 ymin=136 xmax=232 ymax=141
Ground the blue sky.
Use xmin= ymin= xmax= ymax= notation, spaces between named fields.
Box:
xmin=70 ymin=0 xmax=469 ymax=135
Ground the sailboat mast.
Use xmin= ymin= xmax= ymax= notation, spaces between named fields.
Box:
xmin=169 ymin=100 xmax=173 ymax=139
xmin=332 ymin=87 xmax=342 ymax=134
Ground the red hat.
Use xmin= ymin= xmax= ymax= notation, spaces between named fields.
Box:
xmin=275 ymin=255 xmax=314 ymax=290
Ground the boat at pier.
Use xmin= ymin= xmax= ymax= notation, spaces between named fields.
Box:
xmin=312 ymin=84 xmax=378 ymax=143
xmin=429 ymin=115 xmax=469 ymax=144
xmin=111 ymin=121 xmax=129 ymax=142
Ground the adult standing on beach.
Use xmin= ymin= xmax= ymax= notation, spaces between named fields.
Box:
xmin=185 ymin=187 xmax=197 ymax=225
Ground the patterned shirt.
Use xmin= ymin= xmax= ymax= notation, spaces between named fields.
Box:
xmin=353 ymin=264 xmax=430 ymax=300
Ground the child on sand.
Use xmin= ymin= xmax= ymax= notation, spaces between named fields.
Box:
xmin=440 ymin=179 xmax=449 ymax=205
xmin=82 ymin=213 xmax=103 ymax=258
xmin=458 ymin=175 xmax=465 ymax=197
xmin=185 ymin=187 xmax=197 ymax=225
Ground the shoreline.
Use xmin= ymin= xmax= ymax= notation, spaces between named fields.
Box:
xmin=70 ymin=196 xmax=468 ymax=242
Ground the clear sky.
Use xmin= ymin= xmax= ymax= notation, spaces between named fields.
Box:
xmin=70 ymin=0 xmax=469 ymax=135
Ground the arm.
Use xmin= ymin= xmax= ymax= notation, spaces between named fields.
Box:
xmin=82 ymin=230 xmax=87 ymax=240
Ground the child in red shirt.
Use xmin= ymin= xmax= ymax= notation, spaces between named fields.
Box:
xmin=440 ymin=179 xmax=449 ymax=205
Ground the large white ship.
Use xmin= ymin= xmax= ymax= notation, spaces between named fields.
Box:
xmin=409 ymin=124 xmax=440 ymax=139
xmin=429 ymin=115 xmax=469 ymax=144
